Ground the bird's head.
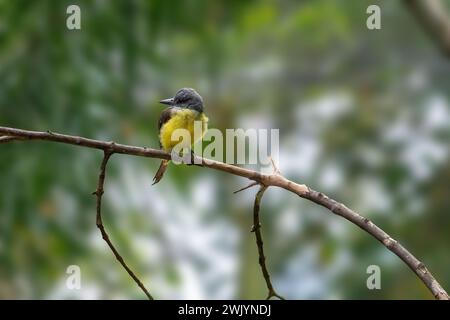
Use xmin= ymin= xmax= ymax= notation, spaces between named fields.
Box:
xmin=159 ymin=88 xmax=204 ymax=112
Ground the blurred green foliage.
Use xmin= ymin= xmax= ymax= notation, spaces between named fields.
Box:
xmin=1 ymin=0 xmax=450 ymax=299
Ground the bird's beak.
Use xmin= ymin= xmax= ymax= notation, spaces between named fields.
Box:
xmin=159 ymin=97 xmax=174 ymax=106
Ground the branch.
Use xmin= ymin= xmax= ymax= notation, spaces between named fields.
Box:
xmin=252 ymin=185 xmax=284 ymax=300
xmin=303 ymin=190 xmax=450 ymax=300
xmin=0 ymin=125 xmax=448 ymax=300
xmin=93 ymin=149 xmax=154 ymax=300
xmin=233 ymin=181 xmax=259 ymax=194
xmin=404 ymin=0 xmax=450 ymax=58
xmin=0 ymin=135 xmax=25 ymax=143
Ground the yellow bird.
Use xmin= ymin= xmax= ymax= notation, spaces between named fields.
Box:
xmin=153 ymin=88 xmax=209 ymax=184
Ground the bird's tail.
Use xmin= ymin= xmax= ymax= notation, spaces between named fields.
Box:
xmin=152 ymin=160 xmax=169 ymax=185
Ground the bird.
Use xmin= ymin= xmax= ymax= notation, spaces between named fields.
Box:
xmin=153 ymin=88 xmax=209 ymax=185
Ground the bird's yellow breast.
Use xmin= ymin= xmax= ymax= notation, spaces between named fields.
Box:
xmin=160 ymin=109 xmax=208 ymax=151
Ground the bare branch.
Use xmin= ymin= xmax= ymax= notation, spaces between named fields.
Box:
xmin=93 ymin=149 xmax=154 ymax=300
xmin=252 ymin=185 xmax=284 ymax=300
xmin=0 ymin=125 xmax=448 ymax=300
xmin=302 ymin=189 xmax=450 ymax=300
xmin=233 ymin=181 xmax=259 ymax=194
xmin=0 ymin=135 xmax=25 ymax=143
xmin=404 ymin=0 xmax=450 ymax=58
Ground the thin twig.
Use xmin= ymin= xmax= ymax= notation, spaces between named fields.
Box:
xmin=268 ymin=156 xmax=280 ymax=174
xmin=233 ymin=181 xmax=259 ymax=194
xmin=0 ymin=135 xmax=25 ymax=143
xmin=0 ymin=125 xmax=448 ymax=300
xmin=93 ymin=150 xmax=154 ymax=300
xmin=252 ymin=185 xmax=285 ymax=300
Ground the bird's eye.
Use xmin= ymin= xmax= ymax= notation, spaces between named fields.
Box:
xmin=176 ymin=95 xmax=190 ymax=105
xmin=180 ymin=97 xmax=188 ymax=103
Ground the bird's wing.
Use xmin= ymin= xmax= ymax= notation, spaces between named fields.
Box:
xmin=158 ymin=107 xmax=175 ymax=130
xmin=158 ymin=107 xmax=178 ymax=148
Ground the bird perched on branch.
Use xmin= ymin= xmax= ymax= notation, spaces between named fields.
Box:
xmin=153 ymin=88 xmax=209 ymax=185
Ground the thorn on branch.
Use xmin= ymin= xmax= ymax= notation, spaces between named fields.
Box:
xmin=250 ymin=223 xmax=261 ymax=233
xmin=268 ymin=156 xmax=280 ymax=175
xmin=108 ymin=141 xmax=116 ymax=152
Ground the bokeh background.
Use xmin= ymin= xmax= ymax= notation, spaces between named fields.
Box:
xmin=1 ymin=0 xmax=450 ymax=299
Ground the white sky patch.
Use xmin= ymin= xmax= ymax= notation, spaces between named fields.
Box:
xmin=277 ymin=244 xmax=352 ymax=299
xmin=88 ymin=229 xmax=106 ymax=251
xmin=355 ymin=178 xmax=392 ymax=215
xmin=326 ymin=217 xmax=349 ymax=239
xmin=423 ymin=95 xmax=450 ymax=131
xmin=357 ymin=144 xmax=385 ymax=169
xmin=176 ymin=261 xmax=204 ymax=299
xmin=296 ymin=92 xmax=354 ymax=132
xmin=190 ymin=176 xmax=217 ymax=213
xmin=318 ymin=162 xmax=344 ymax=191
xmin=51 ymin=187 xmax=78 ymax=230
xmin=383 ymin=95 xmax=450 ymax=182
xmin=237 ymin=112 xmax=274 ymax=131
xmin=277 ymin=246 xmax=324 ymax=298
xmin=276 ymin=207 xmax=302 ymax=238
xmin=375 ymin=247 xmax=400 ymax=267
xmin=383 ymin=116 xmax=411 ymax=144
xmin=407 ymin=67 xmax=428 ymax=91
xmin=133 ymin=235 xmax=165 ymax=266
xmin=280 ymin=91 xmax=354 ymax=178
xmin=401 ymin=136 xmax=448 ymax=180
xmin=281 ymin=136 xmax=321 ymax=179
xmin=244 ymin=57 xmax=282 ymax=80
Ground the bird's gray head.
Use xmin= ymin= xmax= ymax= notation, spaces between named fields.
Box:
xmin=159 ymin=88 xmax=204 ymax=112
